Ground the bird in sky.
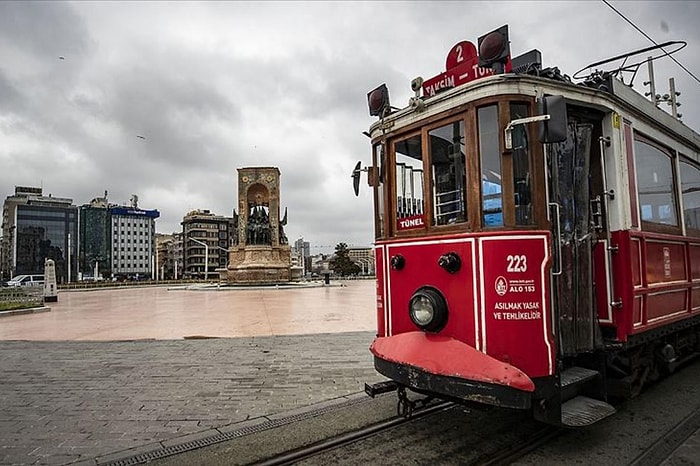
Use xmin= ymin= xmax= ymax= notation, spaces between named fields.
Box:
xmin=59 ymin=56 xmax=65 ymax=60
xmin=136 ymin=135 xmax=146 ymax=139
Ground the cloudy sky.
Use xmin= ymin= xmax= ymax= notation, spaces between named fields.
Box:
xmin=1 ymin=1 xmax=698 ymax=253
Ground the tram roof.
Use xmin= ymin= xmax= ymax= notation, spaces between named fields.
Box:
xmin=368 ymin=73 xmax=700 ymax=154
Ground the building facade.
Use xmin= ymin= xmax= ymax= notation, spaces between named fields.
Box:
xmin=79 ymin=194 xmax=111 ymax=279
xmin=181 ymin=210 xmax=235 ymax=279
xmin=347 ymin=247 xmax=375 ymax=275
xmin=155 ymin=232 xmax=183 ymax=280
xmin=1 ymin=186 xmax=78 ymax=282
xmin=110 ymin=198 xmax=160 ymax=279
xmin=293 ymin=237 xmax=311 ymax=275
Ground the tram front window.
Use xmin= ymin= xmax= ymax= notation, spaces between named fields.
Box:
xmin=430 ymin=121 xmax=467 ymax=226
xmin=478 ymin=105 xmax=503 ymax=226
xmin=511 ymin=103 xmax=533 ymax=225
xmin=394 ymin=135 xmax=425 ymax=231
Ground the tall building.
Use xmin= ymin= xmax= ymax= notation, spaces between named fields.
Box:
xmin=181 ymin=210 xmax=235 ymax=279
xmin=110 ymin=195 xmax=160 ymax=279
xmin=293 ymin=237 xmax=311 ymax=275
xmin=78 ymin=193 xmax=111 ymax=279
xmin=1 ymin=186 xmax=78 ymax=282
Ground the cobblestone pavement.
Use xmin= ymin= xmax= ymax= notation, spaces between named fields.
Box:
xmin=0 ymin=333 xmax=383 ymax=465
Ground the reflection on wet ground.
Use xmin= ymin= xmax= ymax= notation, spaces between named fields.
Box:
xmin=0 ymin=280 xmax=375 ymax=341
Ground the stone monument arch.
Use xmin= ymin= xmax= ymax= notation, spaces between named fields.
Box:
xmin=223 ymin=167 xmax=292 ymax=284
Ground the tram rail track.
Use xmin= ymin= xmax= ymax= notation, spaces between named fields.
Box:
xmin=251 ymin=400 xmax=454 ymax=466
xmin=250 ymin=399 xmax=566 ymax=466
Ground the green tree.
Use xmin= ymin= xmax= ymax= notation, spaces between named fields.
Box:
xmin=329 ymin=242 xmax=361 ymax=277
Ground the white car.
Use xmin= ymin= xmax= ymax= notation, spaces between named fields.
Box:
xmin=7 ymin=274 xmax=45 ymax=288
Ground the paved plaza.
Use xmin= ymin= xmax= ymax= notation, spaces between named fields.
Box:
xmin=0 ymin=281 xmax=375 ymax=341
xmin=0 ymin=280 xmax=383 ymax=465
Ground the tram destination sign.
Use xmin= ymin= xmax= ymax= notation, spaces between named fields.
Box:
xmin=422 ymin=41 xmax=510 ymax=97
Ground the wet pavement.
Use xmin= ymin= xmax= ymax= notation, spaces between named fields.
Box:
xmin=0 ymin=281 xmax=374 ymax=341
xmin=1 ymin=279 xmax=698 ymax=465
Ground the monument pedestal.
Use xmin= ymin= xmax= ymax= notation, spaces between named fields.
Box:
xmin=226 ymin=245 xmax=292 ymax=284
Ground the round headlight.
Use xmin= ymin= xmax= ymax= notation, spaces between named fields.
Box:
xmin=409 ymin=287 xmax=448 ymax=332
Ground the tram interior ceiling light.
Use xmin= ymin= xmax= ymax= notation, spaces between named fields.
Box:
xmin=477 ymin=24 xmax=510 ymax=74
xmin=368 ymin=83 xmax=391 ymax=117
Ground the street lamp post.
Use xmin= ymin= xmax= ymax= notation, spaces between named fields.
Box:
xmin=189 ymin=237 xmax=209 ymax=281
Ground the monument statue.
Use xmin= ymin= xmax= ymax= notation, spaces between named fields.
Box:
xmin=221 ymin=167 xmax=293 ymax=284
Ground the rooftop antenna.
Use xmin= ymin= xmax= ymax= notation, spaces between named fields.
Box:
xmin=657 ymin=77 xmax=683 ymax=120
xmin=643 ymin=56 xmax=658 ymax=106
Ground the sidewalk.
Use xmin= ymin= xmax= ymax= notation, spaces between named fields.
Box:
xmin=0 ymin=334 xmax=383 ymax=465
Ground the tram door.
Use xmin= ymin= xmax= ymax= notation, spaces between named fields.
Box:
xmin=548 ymin=107 xmax=605 ymax=355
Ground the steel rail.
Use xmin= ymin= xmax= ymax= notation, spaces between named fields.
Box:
xmin=252 ymin=401 xmax=454 ymax=466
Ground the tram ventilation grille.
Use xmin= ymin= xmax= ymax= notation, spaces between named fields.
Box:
xmin=102 ymin=395 xmax=374 ymax=466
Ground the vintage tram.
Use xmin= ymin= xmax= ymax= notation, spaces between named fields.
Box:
xmin=359 ymin=25 xmax=700 ymax=427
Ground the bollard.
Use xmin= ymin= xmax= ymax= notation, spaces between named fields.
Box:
xmin=43 ymin=258 xmax=58 ymax=303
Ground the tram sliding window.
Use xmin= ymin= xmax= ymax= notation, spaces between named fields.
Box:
xmin=511 ymin=103 xmax=533 ymax=225
xmin=634 ymin=139 xmax=678 ymax=226
xmin=394 ymin=135 xmax=425 ymax=230
xmin=478 ymin=105 xmax=503 ymax=226
xmin=430 ymin=121 xmax=466 ymax=225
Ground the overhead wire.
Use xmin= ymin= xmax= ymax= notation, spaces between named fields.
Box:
xmin=601 ymin=0 xmax=700 ymax=85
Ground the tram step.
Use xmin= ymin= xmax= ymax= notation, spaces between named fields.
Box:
xmin=561 ymin=396 xmax=616 ymax=427
xmin=561 ymin=366 xmax=600 ymax=389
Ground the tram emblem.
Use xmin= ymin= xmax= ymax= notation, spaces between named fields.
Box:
xmin=495 ymin=276 xmax=508 ymax=296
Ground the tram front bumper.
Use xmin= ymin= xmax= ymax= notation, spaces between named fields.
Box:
xmin=370 ymin=332 xmax=535 ymax=409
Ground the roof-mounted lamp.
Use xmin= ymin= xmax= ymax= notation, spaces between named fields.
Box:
xmin=477 ymin=25 xmax=511 ymax=74
xmin=367 ymin=83 xmax=391 ymax=117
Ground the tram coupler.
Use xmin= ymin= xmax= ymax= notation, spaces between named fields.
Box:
xmin=396 ymin=386 xmax=434 ymax=419
xmin=364 ymin=381 xmax=398 ymax=398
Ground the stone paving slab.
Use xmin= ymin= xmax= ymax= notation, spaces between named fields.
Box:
xmin=0 ymin=333 xmax=383 ymax=465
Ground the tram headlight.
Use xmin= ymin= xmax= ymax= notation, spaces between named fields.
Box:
xmin=409 ymin=287 xmax=448 ymax=332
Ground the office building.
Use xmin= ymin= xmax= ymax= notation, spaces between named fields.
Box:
xmin=1 ymin=186 xmax=78 ymax=282
xmin=181 ymin=210 xmax=235 ymax=279
xmin=110 ymin=195 xmax=160 ymax=279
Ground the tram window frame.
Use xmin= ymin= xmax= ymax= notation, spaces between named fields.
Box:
xmin=478 ymin=103 xmax=505 ymax=227
xmin=679 ymin=155 xmax=700 ymax=236
xmin=426 ymin=117 xmax=469 ymax=228
xmin=373 ymin=143 xmax=387 ymax=240
xmin=391 ymin=131 xmax=428 ymax=236
xmin=634 ymin=134 xmax=681 ymax=234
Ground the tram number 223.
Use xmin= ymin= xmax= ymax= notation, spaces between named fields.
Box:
xmin=506 ymin=255 xmax=527 ymax=273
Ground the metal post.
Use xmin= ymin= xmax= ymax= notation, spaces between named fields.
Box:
xmin=67 ymin=233 xmax=71 ymax=283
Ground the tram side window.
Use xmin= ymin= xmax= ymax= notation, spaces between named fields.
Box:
xmin=394 ymin=135 xmax=425 ymax=230
xmin=430 ymin=120 xmax=466 ymax=226
xmin=510 ymin=103 xmax=533 ymax=225
xmin=478 ymin=105 xmax=503 ymax=227
xmin=635 ymin=139 xmax=678 ymax=227
xmin=680 ymin=158 xmax=700 ymax=232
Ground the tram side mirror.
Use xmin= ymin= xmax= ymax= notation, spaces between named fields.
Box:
xmin=538 ymin=95 xmax=568 ymax=143
xmin=352 ymin=161 xmax=379 ymax=196
xmin=352 ymin=161 xmax=362 ymax=196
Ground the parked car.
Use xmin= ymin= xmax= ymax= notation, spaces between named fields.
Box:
xmin=6 ymin=274 xmax=45 ymax=288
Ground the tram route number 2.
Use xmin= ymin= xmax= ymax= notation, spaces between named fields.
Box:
xmin=506 ymin=254 xmax=527 ymax=273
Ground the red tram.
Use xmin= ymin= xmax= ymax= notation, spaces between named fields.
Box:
xmin=358 ymin=25 xmax=700 ymax=427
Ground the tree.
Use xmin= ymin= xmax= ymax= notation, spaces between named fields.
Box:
xmin=329 ymin=242 xmax=361 ymax=277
